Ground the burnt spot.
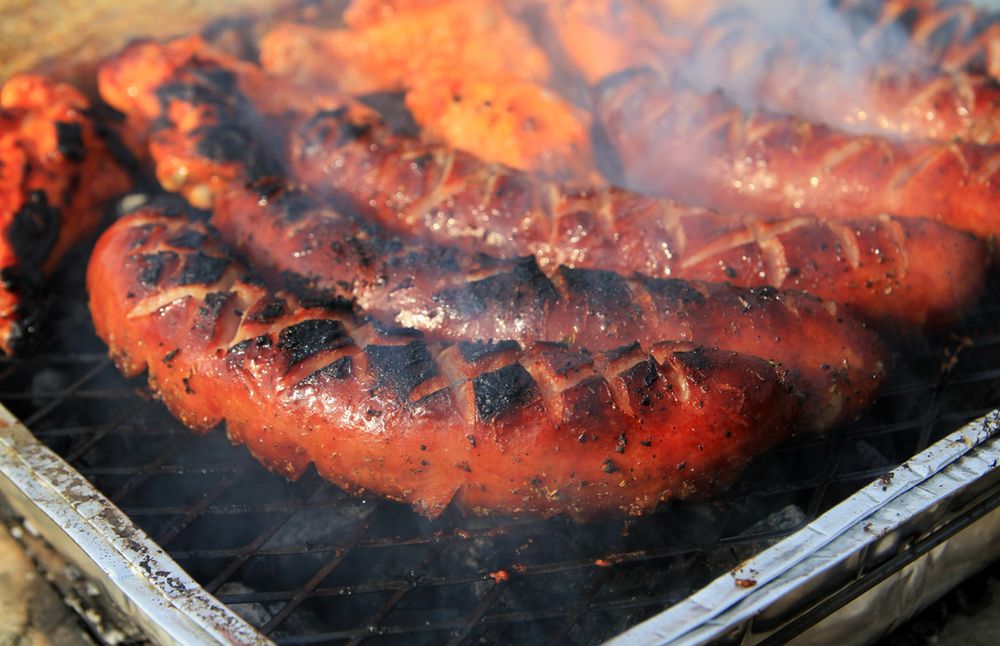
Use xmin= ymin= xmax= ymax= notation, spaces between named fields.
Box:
xmin=638 ymin=276 xmax=706 ymax=306
xmin=198 ymin=292 xmax=232 ymax=320
xmin=178 ymin=252 xmax=229 ymax=286
xmin=302 ymin=109 xmax=374 ymax=148
xmin=247 ymin=297 xmax=287 ymax=323
xmin=605 ymin=341 xmax=641 ymax=363
xmin=345 ymin=235 xmax=379 ymax=268
xmin=299 ymin=295 xmax=354 ymax=313
xmin=227 ymin=338 xmax=254 ymax=356
xmin=272 ymin=188 xmax=316 ymax=223
xmin=558 ymin=267 xmax=633 ymax=314
xmin=194 ymin=124 xmax=283 ymax=179
xmin=187 ymin=65 xmax=238 ymax=94
xmin=673 ymin=347 xmax=712 ymax=371
xmin=442 ymin=257 xmax=559 ymax=316
xmin=370 ymin=319 xmax=423 ymax=338
xmin=365 ymin=341 xmax=438 ymax=399
xmin=55 ymin=122 xmax=85 ymax=161
xmin=751 ymin=286 xmax=779 ymax=299
xmin=6 ymin=191 xmax=60 ymax=268
xmin=473 ymin=363 xmax=540 ymax=423
xmin=166 ymin=229 xmax=206 ymax=250
xmin=459 ymin=340 xmax=520 ymax=363
xmin=277 ymin=319 xmax=352 ymax=366
xmin=135 ymin=251 xmax=177 ymax=287
xmin=155 ymin=80 xmax=227 ymax=111
xmin=296 ymin=356 xmax=354 ymax=387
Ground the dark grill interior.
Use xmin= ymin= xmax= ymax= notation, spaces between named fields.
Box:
xmin=3 ymin=246 xmax=1000 ymax=645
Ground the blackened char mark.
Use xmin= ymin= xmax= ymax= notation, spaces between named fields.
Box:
xmin=673 ymin=347 xmax=712 ymax=373
xmin=198 ymin=291 xmax=232 ymax=320
xmin=166 ymin=229 xmax=206 ymax=249
xmin=277 ymin=319 xmax=352 ymax=366
xmin=637 ymin=276 xmax=707 ymax=313
xmin=473 ymin=363 xmax=540 ymax=423
xmin=194 ymin=124 xmax=284 ymax=180
xmin=558 ymin=267 xmax=633 ymax=315
xmin=301 ymin=108 xmax=374 ymax=150
xmin=605 ymin=341 xmax=641 ymax=363
xmin=296 ymin=355 xmax=354 ymax=388
xmin=246 ymin=297 xmax=287 ymax=323
xmin=440 ymin=257 xmax=559 ymax=316
xmin=459 ymin=340 xmax=520 ymax=363
xmin=6 ymin=191 xmax=60 ymax=268
xmin=55 ymin=122 xmax=85 ymax=161
xmin=365 ymin=341 xmax=437 ymax=399
xmin=135 ymin=250 xmax=178 ymax=287
xmin=370 ymin=319 xmax=424 ymax=338
xmin=178 ymin=251 xmax=229 ymax=286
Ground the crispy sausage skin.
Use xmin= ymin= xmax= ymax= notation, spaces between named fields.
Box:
xmin=290 ymin=110 xmax=989 ymax=332
xmin=214 ymin=180 xmax=888 ymax=431
xmin=88 ymin=206 xmax=806 ymax=520
xmin=0 ymin=74 xmax=129 ymax=353
xmin=594 ymin=68 xmax=1000 ymax=240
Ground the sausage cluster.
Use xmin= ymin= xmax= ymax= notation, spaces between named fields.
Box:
xmin=76 ymin=0 xmax=1000 ymax=518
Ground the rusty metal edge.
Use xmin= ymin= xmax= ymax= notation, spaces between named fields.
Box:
xmin=608 ymin=410 xmax=1000 ymax=645
xmin=0 ymin=404 xmax=271 ymax=646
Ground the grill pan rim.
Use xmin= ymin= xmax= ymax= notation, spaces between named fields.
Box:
xmin=0 ymin=402 xmax=269 ymax=646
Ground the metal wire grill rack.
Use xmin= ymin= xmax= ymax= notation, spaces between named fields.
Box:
xmin=3 ymin=249 xmax=1000 ymax=645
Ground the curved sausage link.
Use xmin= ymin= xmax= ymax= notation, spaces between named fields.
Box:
xmin=88 ymin=207 xmax=804 ymax=520
xmin=594 ymin=67 xmax=1000 ymax=240
xmin=214 ymin=180 xmax=888 ymax=431
xmin=290 ymin=109 xmax=989 ymax=332
xmin=0 ymin=74 xmax=130 ymax=353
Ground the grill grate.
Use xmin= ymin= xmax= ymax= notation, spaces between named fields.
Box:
xmin=4 ymin=248 xmax=1000 ymax=645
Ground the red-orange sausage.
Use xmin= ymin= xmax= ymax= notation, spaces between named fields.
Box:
xmin=88 ymin=207 xmax=804 ymax=520
xmin=594 ymin=68 xmax=1000 ymax=240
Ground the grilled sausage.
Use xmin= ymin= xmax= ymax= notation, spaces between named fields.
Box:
xmin=290 ymin=109 xmax=989 ymax=331
xmin=88 ymin=206 xmax=806 ymax=520
xmin=0 ymin=74 xmax=129 ymax=353
xmin=594 ymin=67 xmax=1000 ymax=240
xmin=214 ymin=179 xmax=888 ymax=430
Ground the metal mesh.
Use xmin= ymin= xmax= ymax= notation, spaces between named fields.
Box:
xmin=3 ymin=248 xmax=1000 ymax=645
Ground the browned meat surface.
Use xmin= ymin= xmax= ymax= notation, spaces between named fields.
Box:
xmin=259 ymin=0 xmax=551 ymax=96
xmin=88 ymin=205 xmax=806 ymax=520
xmin=0 ymin=74 xmax=129 ymax=354
xmin=594 ymin=68 xmax=1000 ymax=240
xmin=290 ymin=109 xmax=989 ymax=332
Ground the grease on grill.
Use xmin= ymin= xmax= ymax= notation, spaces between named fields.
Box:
xmin=473 ymin=363 xmax=540 ymax=422
xmin=277 ymin=319 xmax=352 ymax=366
xmin=365 ymin=341 xmax=437 ymax=399
xmin=178 ymin=251 xmax=229 ymax=286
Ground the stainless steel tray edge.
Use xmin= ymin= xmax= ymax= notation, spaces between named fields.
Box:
xmin=609 ymin=410 xmax=1000 ymax=646
xmin=0 ymin=403 xmax=271 ymax=646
